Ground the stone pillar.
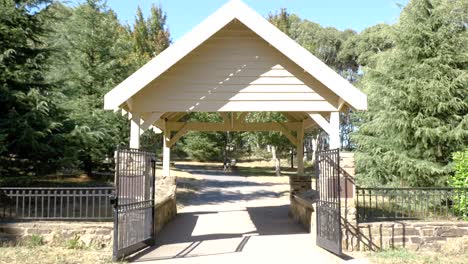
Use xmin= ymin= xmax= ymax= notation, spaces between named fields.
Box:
xmin=289 ymin=175 xmax=312 ymax=196
xmin=339 ymin=152 xmax=358 ymax=251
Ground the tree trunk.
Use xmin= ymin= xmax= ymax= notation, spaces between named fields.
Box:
xmin=290 ymin=148 xmax=294 ymax=169
xmin=271 ymin=146 xmax=281 ymax=176
xmin=311 ymin=134 xmax=320 ymax=164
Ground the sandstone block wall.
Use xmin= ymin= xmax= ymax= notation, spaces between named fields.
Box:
xmin=346 ymin=221 xmax=468 ymax=251
xmin=290 ymin=195 xmax=314 ymax=232
xmin=154 ymin=195 xmax=177 ymax=234
xmin=0 ymin=222 xmax=113 ymax=248
xmin=289 ymin=176 xmax=312 ymax=196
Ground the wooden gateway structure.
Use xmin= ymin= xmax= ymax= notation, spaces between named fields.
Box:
xmin=104 ymin=0 xmax=367 ymax=178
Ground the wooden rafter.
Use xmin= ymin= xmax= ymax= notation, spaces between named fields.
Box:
xmin=167 ymin=122 xmax=189 ymax=147
xmin=275 ymin=122 xmax=298 ymax=146
xmin=164 ymin=116 xmax=301 ymax=147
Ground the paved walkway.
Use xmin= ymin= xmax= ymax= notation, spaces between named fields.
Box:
xmin=131 ymin=165 xmax=347 ymax=263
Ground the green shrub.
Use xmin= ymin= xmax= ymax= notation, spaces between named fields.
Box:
xmin=26 ymin=234 xmax=43 ymax=247
xmin=66 ymin=235 xmax=84 ymax=249
xmin=449 ymin=148 xmax=468 ymax=219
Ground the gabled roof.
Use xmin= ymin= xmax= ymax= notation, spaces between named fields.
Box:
xmin=104 ymin=0 xmax=367 ymax=111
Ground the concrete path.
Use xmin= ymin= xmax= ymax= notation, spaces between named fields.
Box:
xmin=131 ymin=165 xmax=347 ymax=263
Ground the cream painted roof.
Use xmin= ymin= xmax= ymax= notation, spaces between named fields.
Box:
xmin=104 ymin=0 xmax=367 ymax=113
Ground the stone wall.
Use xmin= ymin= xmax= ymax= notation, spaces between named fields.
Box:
xmin=289 ymin=152 xmax=468 ymax=253
xmin=0 ymin=194 xmax=177 ymax=249
xmin=289 ymin=176 xmax=312 ymax=196
xmin=0 ymin=221 xmax=113 ymax=248
xmin=337 ymin=152 xmax=468 ymax=253
xmin=346 ymin=221 xmax=468 ymax=251
xmin=154 ymin=195 xmax=177 ymax=234
xmin=290 ymin=194 xmax=315 ymax=232
xmin=156 ymin=175 xmax=176 ymax=204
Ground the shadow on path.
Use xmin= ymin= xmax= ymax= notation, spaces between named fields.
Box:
xmin=130 ymin=204 xmax=307 ymax=262
xmin=128 ymin=164 xmax=320 ymax=263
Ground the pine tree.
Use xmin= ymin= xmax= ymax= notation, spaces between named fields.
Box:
xmin=46 ymin=0 xmax=134 ymax=173
xmin=339 ymin=24 xmax=394 ymax=68
xmin=353 ymin=0 xmax=468 ymax=187
xmin=133 ymin=7 xmax=151 ymax=58
xmin=0 ymin=0 xmax=75 ymax=175
xmin=268 ymin=8 xmax=292 ymax=36
xmin=129 ymin=4 xmax=171 ymax=151
xmin=131 ymin=4 xmax=170 ymax=66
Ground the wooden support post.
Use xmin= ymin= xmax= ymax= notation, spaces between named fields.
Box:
xmin=163 ymin=121 xmax=171 ymax=178
xmin=130 ymin=113 xmax=141 ymax=149
xmin=297 ymin=121 xmax=304 ymax=175
xmin=329 ymin=112 xmax=340 ymax=149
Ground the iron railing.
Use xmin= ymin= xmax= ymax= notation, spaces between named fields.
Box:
xmin=0 ymin=187 xmax=114 ymax=221
xmin=356 ymin=187 xmax=468 ymax=222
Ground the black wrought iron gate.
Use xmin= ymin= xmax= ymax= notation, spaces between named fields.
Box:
xmin=112 ymin=148 xmax=156 ymax=261
xmin=315 ymin=149 xmax=342 ymax=255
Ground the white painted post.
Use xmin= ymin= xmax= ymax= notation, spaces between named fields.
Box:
xmin=297 ymin=121 xmax=304 ymax=175
xmin=130 ymin=113 xmax=141 ymax=149
xmin=162 ymin=123 xmax=171 ymax=178
xmin=329 ymin=111 xmax=340 ymax=149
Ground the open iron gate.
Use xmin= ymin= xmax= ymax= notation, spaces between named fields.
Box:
xmin=112 ymin=148 xmax=156 ymax=261
xmin=315 ymin=149 xmax=342 ymax=255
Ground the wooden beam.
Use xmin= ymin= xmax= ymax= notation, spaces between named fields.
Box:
xmin=297 ymin=120 xmax=305 ymax=175
xmin=282 ymin=112 xmax=298 ymax=121
xmin=308 ymin=113 xmax=331 ymax=134
xmin=169 ymin=112 xmax=187 ymax=121
xmin=162 ymin=120 xmax=171 ymax=177
xmin=132 ymin=101 xmax=340 ymax=113
xmin=126 ymin=98 xmax=134 ymax=111
xmin=337 ymin=98 xmax=346 ymax=110
xmin=166 ymin=121 xmax=301 ymax=132
xmin=167 ymin=123 xmax=189 ymax=148
xmin=329 ymin=112 xmax=340 ymax=149
xmin=303 ymin=118 xmax=317 ymax=130
xmin=276 ymin=122 xmax=298 ymax=146
xmin=230 ymin=112 xmax=235 ymax=128
xmin=140 ymin=112 xmax=163 ymax=132
xmin=219 ymin=112 xmax=230 ymax=124
xmin=129 ymin=114 xmax=140 ymax=149
xmin=148 ymin=125 xmax=162 ymax=134
xmin=237 ymin=112 xmax=248 ymax=123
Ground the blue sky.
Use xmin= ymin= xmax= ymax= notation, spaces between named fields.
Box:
xmin=104 ymin=0 xmax=408 ymax=41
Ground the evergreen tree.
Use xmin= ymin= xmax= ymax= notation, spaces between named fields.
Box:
xmin=268 ymin=8 xmax=292 ymax=36
xmin=339 ymin=24 xmax=394 ymax=68
xmin=129 ymin=4 xmax=171 ymax=151
xmin=353 ymin=0 xmax=468 ymax=187
xmin=46 ymin=0 xmax=134 ymax=173
xmin=269 ymin=9 xmax=360 ymax=151
xmin=131 ymin=4 xmax=170 ymax=66
xmin=0 ymin=0 xmax=75 ymax=175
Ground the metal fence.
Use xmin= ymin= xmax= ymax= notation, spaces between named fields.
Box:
xmin=356 ymin=187 xmax=468 ymax=222
xmin=0 ymin=187 xmax=114 ymax=221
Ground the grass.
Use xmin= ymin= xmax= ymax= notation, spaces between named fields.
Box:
xmin=66 ymin=235 xmax=85 ymax=250
xmin=26 ymin=234 xmax=43 ymax=247
xmin=357 ymin=193 xmax=463 ymax=222
xmin=0 ymin=174 xmax=112 ymax=187
xmin=0 ymin=245 xmax=116 ymax=264
xmin=367 ymin=237 xmax=468 ymax=264
xmin=0 ymin=164 xmax=195 ymax=188
xmin=176 ymin=160 xmax=314 ymax=184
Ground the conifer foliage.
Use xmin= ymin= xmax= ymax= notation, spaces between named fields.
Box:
xmin=132 ymin=4 xmax=170 ymax=66
xmin=0 ymin=0 xmax=74 ymax=175
xmin=353 ymin=0 xmax=468 ymax=186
